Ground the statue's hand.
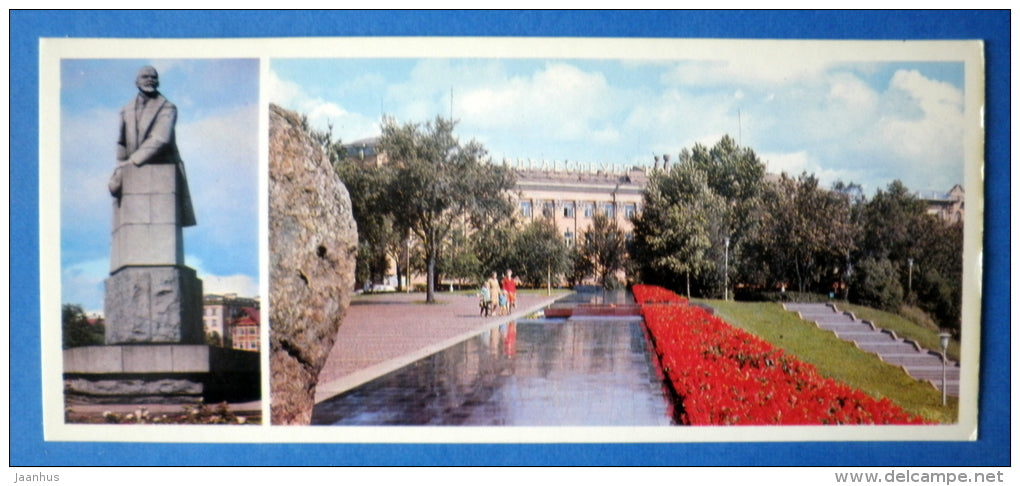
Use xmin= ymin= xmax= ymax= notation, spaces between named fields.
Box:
xmin=109 ymin=164 xmax=124 ymax=198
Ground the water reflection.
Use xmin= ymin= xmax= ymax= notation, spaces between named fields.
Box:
xmin=312 ymin=319 xmax=674 ymax=426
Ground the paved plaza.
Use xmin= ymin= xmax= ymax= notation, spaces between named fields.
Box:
xmin=313 ymin=290 xmax=568 ymax=403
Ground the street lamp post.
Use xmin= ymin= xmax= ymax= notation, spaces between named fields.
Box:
xmin=908 ymin=258 xmax=914 ymax=297
xmin=724 ymin=237 xmax=730 ymax=301
xmin=939 ymin=331 xmax=950 ymax=406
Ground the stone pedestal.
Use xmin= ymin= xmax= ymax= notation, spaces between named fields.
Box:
xmin=104 ymin=266 xmax=204 ymax=345
xmin=110 ymin=162 xmax=189 ymax=270
xmin=63 ymin=345 xmax=261 ymax=404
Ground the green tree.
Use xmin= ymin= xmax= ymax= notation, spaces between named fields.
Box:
xmin=333 ymin=157 xmax=400 ymax=289
xmin=306 ymin=118 xmax=404 ymax=291
xmin=206 ymin=330 xmax=223 ymax=347
xmin=579 ymin=212 xmax=629 ymax=290
xmin=851 ymin=257 xmax=904 ymax=312
xmin=681 ymin=135 xmax=767 ymax=286
xmin=858 ymin=180 xmax=929 ymax=263
xmin=381 ymin=116 xmax=516 ymax=303
xmin=474 ymin=217 xmax=519 ymax=284
xmin=62 ymin=303 xmax=104 ymax=349
xmin=742 ymin=173 xmax=856 ymax=294
xmin=632 ymin=163 xmax=726 ymax=298
xmin=567 ymin=245 xmax=594 ymax=288
xmin=854 ymin=180 xmax=962 ymax=331
xmin=511 ymin=218 xmax=571 ymax=291
xmin=435 ymin=220 xmax=482 ymax=288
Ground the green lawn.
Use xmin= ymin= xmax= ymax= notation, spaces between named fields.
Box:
xmin=700 ymin=299 xmax=958 ymax=424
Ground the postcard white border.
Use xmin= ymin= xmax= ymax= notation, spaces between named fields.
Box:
xmin=40 ymin=36 xmax=984 ymax=443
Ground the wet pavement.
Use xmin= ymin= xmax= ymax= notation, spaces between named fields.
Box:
xmin=312 ymin=316 xmax=675 ymax=426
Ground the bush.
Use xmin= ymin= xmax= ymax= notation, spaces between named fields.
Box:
xmin=62 ymin=303 xmax=104 ymax=349
xmin=734 ymin=289 xmax=832 ymax=303
xmin=851 ymin=257 xmax=903 ymax=312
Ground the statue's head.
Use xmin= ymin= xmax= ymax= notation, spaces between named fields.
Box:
xmin=135 ymin=66 xmax=159 ymax=95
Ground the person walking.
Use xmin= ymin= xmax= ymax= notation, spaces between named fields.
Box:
xmin=486 ymin=272 xmax=502 ymax=316
xmin=502 ymin=269 xmax=518 ymax=311
xmin=478 ymin=284 xmax=492 ymax=317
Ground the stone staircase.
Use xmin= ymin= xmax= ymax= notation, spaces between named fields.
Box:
xmin=784 ymin=303 xmax=959 ymax=397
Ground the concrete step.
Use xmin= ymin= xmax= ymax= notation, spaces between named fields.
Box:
xmin=882 ymin=354 xmax=946 ymax=367
xmin=814 ymin=321 xmax=872 ymax=329
xmin=786 ymin=304 xmax=960 ymax=397
xmin=910 ymin=369 xmax=960 ymax=381
xmin=858 ymin=342 xmax=921 ymax=354
xmin=832 ymin=331 xmax=897 ymax=343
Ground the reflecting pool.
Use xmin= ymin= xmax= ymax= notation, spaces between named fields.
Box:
xmin=312 ymin=317 xmax=675 ymax=426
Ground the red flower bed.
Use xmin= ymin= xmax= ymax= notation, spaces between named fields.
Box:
xmin=633 ymin=284 xmax=688 ymax=305
xmin=635 ymin=285 xmax=925 ymax=425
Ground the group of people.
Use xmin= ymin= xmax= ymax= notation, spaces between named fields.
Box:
xmin=479 ymin=269 xmax=517 ymax=317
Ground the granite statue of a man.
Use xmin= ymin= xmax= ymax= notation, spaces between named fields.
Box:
xmin=104 ymin=66 xmax=203 ymax=345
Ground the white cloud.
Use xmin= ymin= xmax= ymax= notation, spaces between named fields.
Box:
xmin=268 ymin=69 xmax=304 ymax=108
xmin=878 ymin=69 xmax=964 ymax=182
xmin=662 ymin=57 xmax=836 ymax=87
xmin=200 ymin=274 xmax=261 ymax=299
xmin=268 ymin=69 xmax=379 ymax=140
xmin=188 ymin=255 xmax=260 ymax=298
xmin=457 ymin=62 xmax=615 ymax=141
xmin=760 ymin=151 xmax=868 ymax=191
xmin=827 ymin=73 xmax=878 ymax=110
xmin=622 ymin=88 xmax=740 ymax=158
xmin=761 ymin=151 xmax=812 ymax=175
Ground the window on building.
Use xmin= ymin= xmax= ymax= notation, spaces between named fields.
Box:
xmin=520 ymin=201 xmax=532 ymax=217
xmin=564 ymin=231 xmax=574 ymax=246
xmin=563 ymin=203 xmax=574 ymax=218
xmin=604 ymin=203 xmax=615 ymax=219
xmin=625 ymin=203 xmax=637 ymax=219
xmin=583 ymin=203 xmax=594 ymax=218
xmin=542 ymin=201 xmax=554 ymax=219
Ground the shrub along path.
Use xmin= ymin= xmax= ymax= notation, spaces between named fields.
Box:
xmin=784 ymin=303 xmax=959 ymax=397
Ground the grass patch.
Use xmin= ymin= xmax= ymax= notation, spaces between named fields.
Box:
xmin=701 ymin=299 xmax=958 ymax=424
xmin=836 ymin=302 xmax=961 ymax=363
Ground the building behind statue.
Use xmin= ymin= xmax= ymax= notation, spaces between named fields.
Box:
xmin=203 ymin=293 xmax=261 ymax=351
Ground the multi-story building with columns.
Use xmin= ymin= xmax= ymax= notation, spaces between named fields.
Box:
xmin=507 ymin=158 xmax=649 ymax=245
xmin=343 ymin=137 xmax=652 ymax=286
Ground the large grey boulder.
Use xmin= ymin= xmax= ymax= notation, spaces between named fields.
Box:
xmin=269 ymin=104 xmax=357 ymax=425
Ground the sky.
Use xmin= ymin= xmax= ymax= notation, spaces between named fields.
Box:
xmin=270 ymin=56 xmax=967 ymax=197
xmin=61 ymin=59 xmax=259 ymax=314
